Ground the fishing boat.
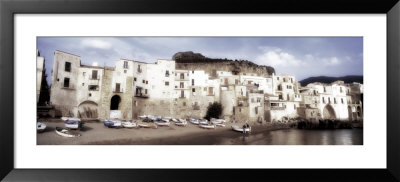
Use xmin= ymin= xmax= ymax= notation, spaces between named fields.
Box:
xmin=103 ymin=120 xmax=122 ymax=128
xmin=215 ymin=123 xmax=226 ymax=127
xmin=103 ymin=120 xmax=114 ymax=127
xmin=55 ymin=127 xmax=81 ymax=137
xmin=231 ymin=125 xmax=251 ymax=133
xmin=154 ymin=120 xmax=170 ymax=126
xmin=122 ymin=121 xmax=138 ymax=129
xmin=199 ymin=123 xmax=215 ymax=129
xmin=199 ymin=119 xmax=209 ymax=125
xmin=210 ymin=118 xmax=226 ymax=124
xmin=174 ymin=120 xmax=187 ymax=127
xmin=188 ymin=118 xmax=200 ymax=125
xmin=37 ymin=122 xmax=46 ymax=132
xmin=61 ymin=117 xmax=81 ymax=121
xmin=64 ymin=119 xmax=83 ymax=130
xmin=178 ymin=119 xmax=186 ymax=123
xmin=138 ymin=123 xmax=158 ymax=129
xmin=171 ymin=118 xmax=178 ymax=123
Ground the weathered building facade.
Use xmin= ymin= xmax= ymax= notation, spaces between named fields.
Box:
xmin=49 ymin=50 xmax=363 ymax=123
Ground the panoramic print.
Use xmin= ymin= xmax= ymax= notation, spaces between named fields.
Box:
xmin=36 ymin=37 xmax=363 ymax=145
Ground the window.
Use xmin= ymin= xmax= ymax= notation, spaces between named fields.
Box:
xmin=181 ymin=90 xmax=185 ymax=98
xmin=165 ymin=81 xmax=169 ymax=86
xmin=180 ymin=82 xmax=184 ymax=88
xmin=89 ymin=93 xmax=92 ymax=97
xmin=324 ymin=87 xmax=326 ymax=92
xmin=341 ymin=98 xmax=344 ymax=104
xmin=134 ymin=77 xmax=137 ymax=81
xmin=124 ymin=70 xmax=127 ymax=73
xmin=294 ymin=104 xmax=297 ymax=109
xmin=257 ymin=97 xmax=261 ymax=103
xmin=277 ymin=77 xmax=279 ymax=80
xmin=192 ymin=79 xmax=194 ymax=86
xmin=183 ymin=102 xmax=186 ymax=106
xmin=92 ymin=70 xmax=98 ymax=79
xmin=204 ymin=87 xmax=207 ymax=91
xmin=63 ymin=77 xmax=70 ymax=88
xmin=283 ymin=78 xmax=286 ymax=82
xmin=334 ymin=98 xmax=337 ymax=104
xmin=192 ymin=88 xmax=195 ymax=92
xmin=115 ymin=83 xmax=120 ymax=92
xmin=278 ymin=85 xmax=282 ymax=91
xmin=255 ymin=107 xmax=258 ymax=114
xmin=143 ymin=80 xmax=145 ymax=84
xmin=146 ymin=81 xmax=148 ymax=84
xmin=145 ymin=89 xmax=148 ymax=94
xmin=248 ymin=81 xmax=251 ymax=85
xmin=235 ymin=79 xmax=239 ymax=85
xmin=328 ymin=97 xmax=331 ymax=104
xmin=279 ymin=94 xmax=283 ymax=100
xmin=88 ymin=85 xmax=98 ymax=91
xmin=225 ymin=79 xmax=229 ymax=85
xmin=82 ymin=83 xmax=84 ymax=86
xmin=165 ymin=70 xmax=169 ymax=77
xmin=208 ymin=87 xmax=213 ymax=95
xmin=123 ymin=61 xmax=128 ymax=69
xmin=287 ymin=94 xmax=290 ymax=101
xmin=322 ymin=97 xmax=325 ymax=104
xmin=65 ymin=62 xmax=71 ymax=72
xmin=180 ymin=73 xmax=184 ymax=79
xmin=340 ymin=87 xmax=343 ymax=93
xmin=83 ymin=72 xmax=86 ymax=76
xmin=137 ymin=65 xmax=141 ymax=73
xmin=192 ymin=70 xmax=194 ymax=73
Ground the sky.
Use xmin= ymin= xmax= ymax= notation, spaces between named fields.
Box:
xmin=37 ymin=37 xmax=363 ymax=85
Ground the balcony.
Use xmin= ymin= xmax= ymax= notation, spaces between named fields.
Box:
xmin=113 ymin=88 xmax=124 ymax=93
xmin=135 ymin=93 xmax=149 ymax=98
xmin=175 ymin=77 xmax=189 ymax=81
xmin=270 ymin=106 xmax=285 ymax=110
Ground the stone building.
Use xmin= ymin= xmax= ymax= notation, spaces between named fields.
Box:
xmin=298 ymin=81 xmax=362 ymax=121
xmin=36 ymin=50 xmax=45 ymax=103
xmin=49 ymin=50 xmax=363 ymax=123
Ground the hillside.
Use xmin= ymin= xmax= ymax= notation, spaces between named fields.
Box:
xmin=172 ymin=51 xmax=275 ymax=77
xmin=299 ymin=75 xmax=363 ymax=86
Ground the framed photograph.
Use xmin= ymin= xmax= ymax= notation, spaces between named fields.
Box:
xmin=1 ymin=0 xmax=399 ymax=181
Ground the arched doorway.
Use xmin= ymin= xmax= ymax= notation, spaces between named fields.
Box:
xmin=110 ymin=95 xmax=121 ymax=110
xmin=78 ymin=100 xmax=98 ymax=118
xmin=347 ymin=106 xmax=353 ymax=121
xmin=322 ymin=104 xmax=336 ymax=119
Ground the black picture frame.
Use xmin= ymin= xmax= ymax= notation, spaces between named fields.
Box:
xmin=1 ymin=0 xmax=399 ymax=181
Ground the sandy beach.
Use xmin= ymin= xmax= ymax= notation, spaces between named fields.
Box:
xmin=37 ymin=119 xmax=289 ymax=145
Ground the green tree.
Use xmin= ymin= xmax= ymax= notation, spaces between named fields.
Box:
xmin=204 ymin=102 xmax=223 ymax=120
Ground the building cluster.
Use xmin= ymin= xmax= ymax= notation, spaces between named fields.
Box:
xmin=46 ymin=50 xmax=363 ymax=123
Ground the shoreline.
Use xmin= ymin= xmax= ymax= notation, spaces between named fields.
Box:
xmin=37 ymin=119 xmax=362 ymax=145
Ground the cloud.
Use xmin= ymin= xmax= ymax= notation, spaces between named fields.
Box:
xmin=322 ymin=57 xmax=340 ymax=65
xmin=255 ymin=47 xmax=304 ymax=67
xmin=81 ymin=39 xmax=112 ymax=49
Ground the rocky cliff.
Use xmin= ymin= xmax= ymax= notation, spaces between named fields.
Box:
xmin=172 ymin=51 xmax=275 ymax=77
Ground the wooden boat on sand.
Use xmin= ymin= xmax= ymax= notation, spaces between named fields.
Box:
xmin=37 ymin=122 xmax=46 ymax=132
xmin=122 ymin=121 xmax=138 ymax=128
xmin=231 ymin=125 xmax=251 ymax=133
xmin=55 ymin=127 xmax=81 ymax=137
xmin=199 ymin=124 xmax=215 ymax=129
